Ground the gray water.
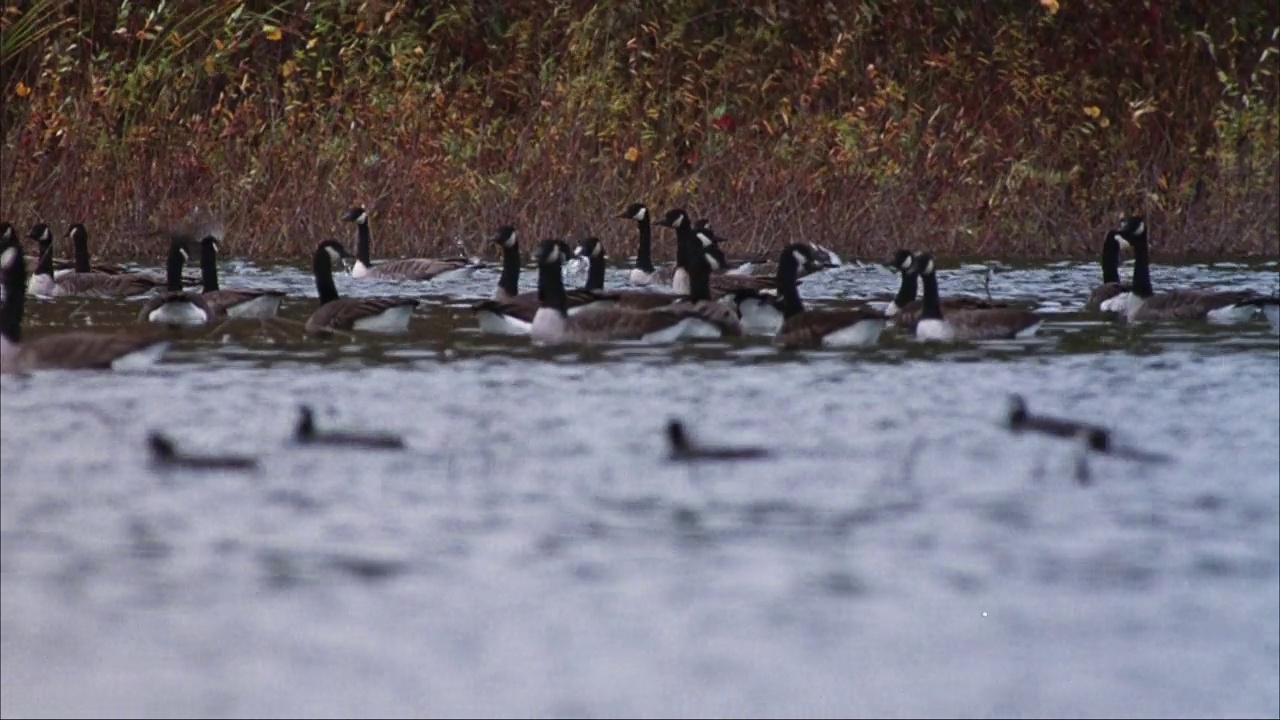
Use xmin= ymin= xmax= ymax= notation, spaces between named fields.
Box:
xmin=2 ymin=256 xmax=1278 ymax=719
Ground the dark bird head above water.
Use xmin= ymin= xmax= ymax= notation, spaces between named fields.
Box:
xmin=618 ymin=202 xmax=649 ymax=221
xmin=575 ymin=237 xmax=605 ymax=259
xmin=886 ymin=249 xmax=915 ymax=273
xmin=656 ymin=208 xmax=692 ymax=230
xmin=490 ymin=225 xmax=518 ymax=249
xmin=1114 ymin=215 xmax=1147 ymax=247
xmin=342 ymin=206 xmax=369 ymax=225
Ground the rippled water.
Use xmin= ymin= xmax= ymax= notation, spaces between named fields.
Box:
xmin=2 ymin=256 xmax=1278 ymax=718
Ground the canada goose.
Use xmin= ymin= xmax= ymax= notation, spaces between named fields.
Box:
xmin=294 ymin=405 xmax=405 ymax=450
xmin=882 ymin=249 xmax=1007 ymax=331
xmin=530 ymin=239 xmax=740 ymax=344
xmin=1084 ymin=230 xmax=1131 ymax=312
xmin=1108 ymin=216 xmax=1267 ymax=323
xmin=471 ymin=234 xmax=619 ymax=334
xmin=139 ymin=238 xmax=214 ymax=326
xmin=148 ymin=432 xmax=259 ymax=471
xmin=666 ymin=419 xmax=769 ymax=462
xmin=749 ymin=243 xmax=886 ymax=348
xmin=25 ymin=223 xmax=162 ymax=298
xmin=655 ymin=208 xmax=777 ymax=297
xmin=342 ymin=206 xmax=481 ymax=281
xmin=1006 ymin=394 xmax=1110 ymax=453
xmin=0 ymin=241 xmax=170 ymax=373
xmin=62 ymin=223 xmax=133 ymax=277
xmin=195 ymin=235 xmax=286 ymax=319
xmin=306 ymin=239 xmax=419 ymax=334
xmin=618 ymin=202 xmax=676 ymax=286
xmin=913 ymin=253 xmax=1044 ymax=341
xmin=574 ymin=236 xmax=693 ymax=310
xmin=1243 ymin=296 xmax=1280 ymax=332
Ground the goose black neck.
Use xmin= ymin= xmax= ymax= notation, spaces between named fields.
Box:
xmin=165 ymin=243 xmax=187 ymax=292
xmin=537 ymin=260 xmax=568 ymax=315
xmin=34 ymin=242 xmax=54 ymax=277
xmin=893 ymin=269 xmax=918 ymax=309
xmin=674 ymin=225 xmax=691 ymax=270
xmin=1101 ymin=233 xmax=1120 ymax=284
xmin=920 ymin=271 xmax=944 ymax=320
xmin=356 ymin=222 xmax=372 ymax=267
xmin=0 ymin=251 xmax=26 ymax=343
xmin=587 ymin=253 xmax=607 ymax=291
xmin=200 ymin=243 xmax=220 ymax=292
xmin=313 ymin=249 xmax=340 ymax=304
xmin=1131 ymin=238 xmax=1153 ymax=298
xmin=777 ymin=258 xmax=806 ymax=318
xmin=498 ymin=243 xmax=520 ymax=297
xmin=681 ymin=234 xmax=712 ymax=302
xmin=73 ymin=232 xmax=91 ymax=273
xmin=635 ymin=217 xmax=654 ymax=273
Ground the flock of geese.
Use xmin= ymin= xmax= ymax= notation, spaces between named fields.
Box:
xmin=0 ymin=207 xmax=1278 ymax=374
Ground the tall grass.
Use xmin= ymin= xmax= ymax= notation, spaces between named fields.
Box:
xmin=1 ymin=0 xmax=1277 ymax=263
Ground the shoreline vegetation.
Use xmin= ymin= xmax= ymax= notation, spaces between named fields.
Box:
xmin=1 ymin=1 xmax=1277 ymax=265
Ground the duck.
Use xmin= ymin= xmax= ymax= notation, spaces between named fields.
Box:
xmin=529 ymin=239 xmax=740 ymax=344
xmin=305 ymin=239 xmax=420 ymax=334
xmin=294 ymin=405 xmax=405 ymax=450
xmin=882 ymin=249 xmax=1008 ymax=331
xmin=147 ymin=432 xmax=259 ymax=471
xmin=655 ymin=208 xmax=778 ymax=298
xmin=666 ymin=418 xmax=769 ymax=462
xmin=751 ymin=243 xmax=886 ymax=348
xmin=194 ymin=235 xmax=286 ymax=319
xmin=913 ymin=253 xmax=1044 ymax=341
xmin=618 ymin=202 xmax=676 ymax=286
xmin=25 ymin=223 xmax=163 ymax=298
xmin=1084 ymin=229 xmax=1131 ymax=312
xmin=138 ymin=238 xmax=215 ymax=326
xmin=1107 ymin=216 xmax=1268 ymax=323
xmin=342 ymin=206 xmax=482 ymax=281
xmin=471 ymin=232 xmax=620 ymax=334
xmin=0 ymin=239 xmax=170 ymax=373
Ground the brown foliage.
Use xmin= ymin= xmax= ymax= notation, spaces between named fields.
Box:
xmin=1 ymin=0 xmax=1277 ymax=264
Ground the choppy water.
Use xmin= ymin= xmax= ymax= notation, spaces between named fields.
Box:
xmin=2 ymin=255 xmax=1278 ymax=719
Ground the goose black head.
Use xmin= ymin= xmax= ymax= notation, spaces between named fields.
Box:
xmin=666 ymin=419 xmax=691 ymax=453
xmin=342 ymin=206 xmax=369 ymax=224
xmin=148 ymin=432 xmax=178 ymax=460
xmin=1006 ymin=394 xmax=1029 ymax=428
xmin=656 ymin=208 xmax=691 ymax=230
xmin=693 ymin=218 xmax=712 ymax=232
xmin=66 ymin=223 xmax=88 ymax=243
xmin=779 ymin=242 xmax=818 ymax=270
xmin=886 ymin=249 xmax=915 ymax=273
xmin=199 ymin=235 xmax=220 ymax=256
xmin=618 ymin=202 xmax=649 ymax=221
xmin=575 ymin=236 xmax=605 ymax=259
xmin=317 ymin=239 xmax=352 ymax=264
xmin=27 ymin=223 xmax=53 ymax=245
xmin=1115 ymin=215 xmax=1146 ymax=246
xmin=534 ymin=238 xmax=568 ymax=267
xmin=912 ymin=252 xmax=936 ymax=277
xmin=490 ymin=225 xmax=518 ymax=249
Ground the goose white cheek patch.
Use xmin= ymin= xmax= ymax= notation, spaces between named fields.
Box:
xmin=636 ymin=208 xmax=647 ymax=221
xmin=326 ymin=247 xmax=343 ymax=263
xmin=0 ymin=247 xmax=16 ymax=268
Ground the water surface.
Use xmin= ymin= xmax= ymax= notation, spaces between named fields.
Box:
xmin=2 ymin=256 xmax=1278 ymax=718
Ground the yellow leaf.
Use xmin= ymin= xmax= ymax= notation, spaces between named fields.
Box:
xmin=280 ymin=60 xmax=296 ymax=78
xmin=1040 ymin=0 xmax=1060 ymax=14
xmin=14 ymin=81 xmax=31 ymax=97
xmin=1083 ymin=105 xmax=1101 ymax=118
xmin=264 ymin=25 xmax=282 ymax=41
xmin=306 ymin=37 xmax=318 ymax=50
xmin=1099 ymin=116 xmax=1111 ymax=128
xmin=624 ymin=146 xmax=640 ymax=162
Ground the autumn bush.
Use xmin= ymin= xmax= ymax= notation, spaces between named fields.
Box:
xmin=1 ymin=0 xmax=1277 ymax=264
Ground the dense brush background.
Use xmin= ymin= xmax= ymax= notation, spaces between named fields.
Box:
xmin=1 ymin=0 xmax=1277 ymax=263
